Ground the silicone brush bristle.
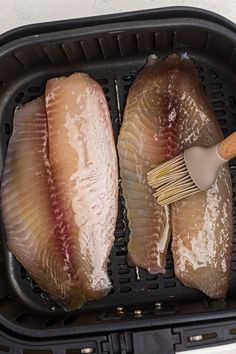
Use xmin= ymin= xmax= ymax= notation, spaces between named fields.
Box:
xmin=147 ymin=153 xmax=200 ymax=205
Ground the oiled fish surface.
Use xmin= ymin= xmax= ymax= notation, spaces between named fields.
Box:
xmin=1 ymin=97 xmax=86 ymax=309
xmin=45 ymin=73 xmax=118 ymax=301
xmin=118 ymin=57 xmax=173 ymax=273
xmin=1 ymin=73 xmax=118 ymax=309
xmin=118 ymin=54 xmax=232 ymax=298
xmin=167 ymin=55 xmax=233 ymax=298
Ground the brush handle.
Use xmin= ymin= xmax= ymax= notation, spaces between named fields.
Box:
xmin=217 ymin=132 xmax=236 ymax=161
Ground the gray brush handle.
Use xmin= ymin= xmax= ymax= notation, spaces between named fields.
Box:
xmin=184 ymin=144 xmax=227 ymax=191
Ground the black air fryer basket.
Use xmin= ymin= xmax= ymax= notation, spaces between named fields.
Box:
xmin=1 ymin=7 xmax=236 ymax=353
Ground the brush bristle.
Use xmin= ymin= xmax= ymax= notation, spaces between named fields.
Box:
xmin=147 ymin=153 xmax=200 ymax=205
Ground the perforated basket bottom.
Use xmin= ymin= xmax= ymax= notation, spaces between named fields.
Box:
xmin=2 ymin=53 xmax=236 ymax=317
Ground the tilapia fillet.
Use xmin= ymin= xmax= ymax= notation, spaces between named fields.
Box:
xmin=45 ymin=73 xmax=118 ymax=301
xmin=167 ymin=55 xmax=233 ymax=298
xmin=118 ymin=54 xmax=232 ymax=298
xmin=1 ymin=73 xmax=118 ymax=310
xmin=118 ymin=56 xmax=173 ymax=273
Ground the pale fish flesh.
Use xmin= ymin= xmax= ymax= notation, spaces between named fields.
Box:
xmin=1 ymin=72 xmax=118 ymax=309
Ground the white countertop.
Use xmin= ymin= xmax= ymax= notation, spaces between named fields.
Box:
xmin=1 ymin=1 xmax=236 ymax=353
xmin=179 ymin=343 xmax=236 ymax=354
xmin=0 ymin=0 xmax=236 ymax=34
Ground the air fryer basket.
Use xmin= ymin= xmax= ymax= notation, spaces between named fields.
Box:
xmin=0 ymin=7 xmax=236 ymax=353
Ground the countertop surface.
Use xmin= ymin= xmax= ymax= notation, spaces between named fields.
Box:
xmin=1 ymin=1 xmax=236 ymax=353
xmin=0 ymin=0 xmax=236 ymax=34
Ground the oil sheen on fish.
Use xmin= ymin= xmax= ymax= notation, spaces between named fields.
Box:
xmin=0 ymin=96 xmax=84 ymax=309
xmin=45 ymin=73 xmax=118 ymax=302
xmin=118 ymin=53 xmax=232 ymax=298
xmin=1 ymin=73 xmax=118 ymax=310
xmin=165 ymin=55 xmax=233 ymax=298
xmin=118 ymin=55 xmax=172 ymax=273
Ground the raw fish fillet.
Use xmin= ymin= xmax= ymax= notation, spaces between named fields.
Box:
xmin=118 ymin=53 xmax=232 ymax=298
xmin=0 ymin=97 xmax=84 ymax=309
xmin=167 ymin=55 xmax=233 ymax=298
xmin=45 ymin=73 xmax=118 ymax=301
xmin=118 ymin=55 xmax=172 ymax=273
xmin=1 ymin=73 xmax=118 ymax=310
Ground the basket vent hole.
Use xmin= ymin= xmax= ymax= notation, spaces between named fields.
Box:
xmin=146 ymin=274 xmax=158 ymax=281
xmin=231 ymin=263 xmax=236 ymax=271
xmin=97 ymin=78 xmax=108 ymax=85
xmin=4 ymin=123 xmax=11 ymax=136
xmin=210 ymin=82 xmax=223 ymax=90
xmin=218 ymin=119 xmax=227 ymax=126
xmin=119 ymin=277 xmax=130 ymax=284
xmin=120 ymin=286 xmax=131 ymax=293
xmin=23 ymin=350 xmax=52 ymax=354
xmin=211 ymin=91 xmax=223 ymax=99
xmin=102 ymin=87 xmax=109 ymax=94
xmin=28 ymin=86 xmax=41 ymax=93
xmin=207 ymin=69 xmax=218 ymax=79
xmin=115 ymin=240 xmax=126 ymax=247
xmin=198 ymin=75 xmax=204 ymax=82
xmin=115 ymin=222 xmax=126 ymax=232
xmin=165 ymin=262 xmax=173 ymax=270
xmin=231 ymin=252 xmax=236 ymax=261
xmin=118 ymin=268 xmax=129 ymax=275
xmin=29 ymin=95 xmax=38 ymax=101
xmin=116 ymin=250 xmax=127 ymax=257
xmin=196 ymin=66 xmax=203 ymax=73
xmin=15 ymin=92 xmax=24 ymax=103
xmin=0 ymin=344 xmax=9 ymax=352
xmin=231 ymin=112 xmax=236 ymax=123
xmin=114 ymin=231 xmax=126 ymax=240
xmin=163 ymin=270 xmax=175 ymax=279
xmin=212 ymin=101 xmax=224 ymax=108
xmin=147 ymin=284 xmax=159 ymax=290
xmin=164 ymin=281 xmax=176 ymax=288
xmin=215 ymin=110 xmax=225 ymax=117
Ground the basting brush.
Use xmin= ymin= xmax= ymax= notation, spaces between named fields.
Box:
xmin=147 ymin=132 xmax=236 ymax=205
